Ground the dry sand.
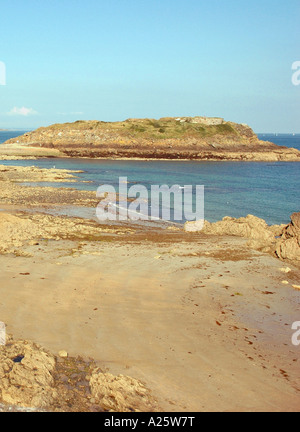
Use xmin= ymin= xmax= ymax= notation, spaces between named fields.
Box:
xmin=0 ymin=164 xmax=299 ymax=412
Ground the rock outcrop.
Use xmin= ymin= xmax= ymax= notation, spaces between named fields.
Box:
xmin=185 ymin=213 xmax=300 ymax=264
xmin=0 ymin=211 xmax=128 ymax=255
xmin=89 ymin=371 xmax=157 ymax=412
xmin=1 ymin=117 xmax=300 ymax=161
xmin=275 ymin=212 xmax=300 ymax=262
xmin=0 ymin=336 xmax=56 ymax=408
xmin=0 ymin=335 xmax=157 ymax=412
xmin=185 ymin=215 xmax=284 ymax=253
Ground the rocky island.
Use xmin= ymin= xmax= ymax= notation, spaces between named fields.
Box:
xmin=1 ymin=116 xmax=300 ymax=161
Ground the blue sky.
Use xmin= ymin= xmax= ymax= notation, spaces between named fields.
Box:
xmin=0 ymin=0 xmax=299 ymax=132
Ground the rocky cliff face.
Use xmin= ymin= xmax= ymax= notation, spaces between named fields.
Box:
xmin=2 ymin=117 xmax=300 ymax=161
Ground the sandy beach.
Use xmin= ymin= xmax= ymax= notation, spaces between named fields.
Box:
xmin=0 ymin=163 xmax=299 ymax=412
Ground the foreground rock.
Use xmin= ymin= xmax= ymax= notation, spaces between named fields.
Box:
xmin=0 ymin=336 xmax=56 ymax=408
xmin=185 ymin=213 xmax=300 ymax=264
xmin=275 ymin=212 xmax=300 ymax=262
xmin=0 ymin=335 xmax=157 ymax=412
xmin=2 ymin=117 xmax=300 ymax=161
xmin=90 ymin=371 xmax=156 ymax=412
xmin=185 ymin=215 xmax=284 ymax=252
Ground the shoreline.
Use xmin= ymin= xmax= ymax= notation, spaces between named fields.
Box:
xmin=0 ymin=162 xmax=298 ymax=261
xmin=1 ymin=146 xmax=300 ymax=162
xmin=2 ymin=154 xmax=300 ymax=163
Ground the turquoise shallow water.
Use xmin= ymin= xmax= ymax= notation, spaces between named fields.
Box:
xmin=0 ymin=131 xmax=299 ymax=225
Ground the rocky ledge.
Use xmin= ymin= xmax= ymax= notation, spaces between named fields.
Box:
xmin=1 ymin=117 xmax=300 ymax=161
xmin=185 ymin=213 xmax=300 ymax=265
xmin=0 ymin=335 xmax=157 ymax=412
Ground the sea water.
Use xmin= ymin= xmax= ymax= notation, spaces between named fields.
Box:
xmin=0 ymin=131 xmax=299 ymax=225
